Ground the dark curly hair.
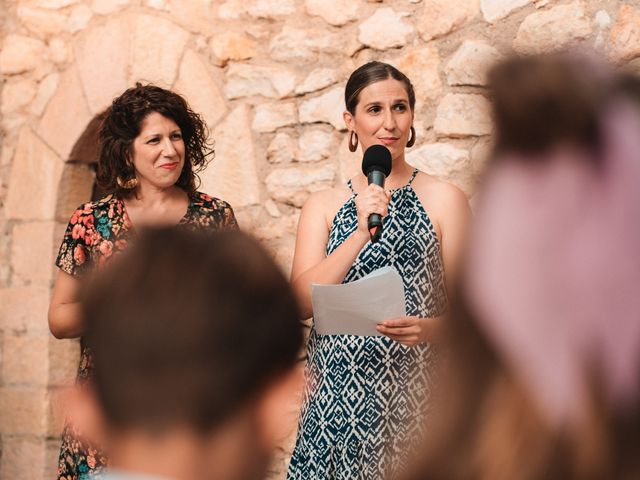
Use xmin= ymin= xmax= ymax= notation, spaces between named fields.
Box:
xmin=96 ymin=83 xmax=214 ymax=198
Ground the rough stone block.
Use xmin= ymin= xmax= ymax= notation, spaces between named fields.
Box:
xmin=66 ymin=4 xmax=93 ymax=33
xmin=48 ymin=38 xmax=69 ymax=65
xmin=130 ymin=14 xmax=189 ymax=86
xmin=305 ymin=0 xmax=361 ymax=26
xmin=513 ymin=1 xmax=592 ymax=54
xmin=267 ymin=132 xmax=296 ymax=164
xmin=37 ymin=65 xmax=93 ymax=160
xmin=1 ymin=78 xmax=37 ymax=114
xmin=2 ymin=334 xmax=49 ymax=385
xmin=0 ymin=287 xmax=51 ymax=334
xmin=407 ymin=142 xmax=476 ymax=195
xmin=91 ymin=0 xmax=131 ymax=15
xmin=252 ymin=103 xmax=297 ymax=133
xmin=17 ymin=6 xmax=67 ymax=39
xmin=246 ymin=0 xmax=295 ymax=18
xmin=434 ymin=94 xmax=492 ymax=137
xmin=297 ymin=129 xmax=335 ymax=162
xmin=609 ymin=5 xmax=640 ymax=62
xmin=10 ymin=221 xmax=58 ymax=287
xmin=5 ymin=127 xmax=64 ymax=221
xmin=74 ymin=16 xmax=130 ymax=114
xmin=167 ymin=0 xmax=215 ymax=34
xmin=34 ymin=0 xmax=79 ymax=8
xmin=216 ymin=0 xmax=244 ymax=19
xmin=48 ymin=337 xmax=80 ymax=387
xmin=30 ymin=72 xmax=60 ymax=116
xmin=174 ymin=49 xmax=227 ymax=129
xmin=299 ymin=86 xmax=346 ymax=131
xmin=265 ymin=164 xmax=336 ymax=207
xmin=358 ymin=8 xmax=413 ymax=50
xmin=295 ymin=68 xmax=341 ymax=95
xmin=0 ymin=34 xmax=47 ymax=75
xmin=46 ymin=438 xmax=62 ymax=480
xmin=225 ymin=64 xmax=296 ymax=99
xmin=270 ymin=26 xmax=360 ymax=63
xmin=418 ymin=0 xmax=479 ymax=42
xmin=481 ymin=0 xmax=530 ymax=22
xmin=445 ymin=40 xmax=502 ymax=86
xmin=0 ymin=387 xmax=48 ymax=434
xmin=0 ymin=437 xmax=47 ymax=480
xmin=209 ymin=32 xmax=257 ymax=66
xmin=394 ymin=45 xmax=443 ymax=102
xmin=199 ymin=105 xmax=261 ymax=208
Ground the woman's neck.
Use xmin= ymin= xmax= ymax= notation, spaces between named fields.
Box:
xmin=123 ymin=183 xmax=190 ymax=228
xmin=128 ymin=183 xmax=186 ymax=208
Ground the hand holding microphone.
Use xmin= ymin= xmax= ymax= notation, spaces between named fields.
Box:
xmin=357 ymin=145 xmax=392 ymax=243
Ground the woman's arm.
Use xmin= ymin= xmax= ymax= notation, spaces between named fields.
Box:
xmin=438 ymin=184 xmax=472 ymax=295
xmin=48 ymin=270 xmax=84 ymax=339
xmin=377 ymin=182 xmax=471 ymax=346
xmin=291 ymin=185 xmax=390 ymax=319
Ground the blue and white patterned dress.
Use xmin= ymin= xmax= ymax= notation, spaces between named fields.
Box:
xmin=287 ymin=169 xmax=448 ymax=480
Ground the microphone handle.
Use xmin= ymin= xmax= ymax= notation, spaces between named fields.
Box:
xmin=367 ymin=169 xmax=386 ymax=243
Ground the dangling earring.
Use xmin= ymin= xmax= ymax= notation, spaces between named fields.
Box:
xmin=117 ymin=174 xmax=138 ymax=190
xmin=406 ymin=126 xmax=416 ymax=148
xmin=348 ymin=131 xmax=358 ymax=152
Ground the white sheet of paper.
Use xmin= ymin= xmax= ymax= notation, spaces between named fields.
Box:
xmin=311 ymin=266 xmax=406 ymax=336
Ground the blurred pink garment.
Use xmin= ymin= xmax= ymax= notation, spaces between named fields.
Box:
xmin=465 ymin=100 xmax=640 ymax=429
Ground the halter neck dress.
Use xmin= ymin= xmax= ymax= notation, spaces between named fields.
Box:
xmin=287 ymin=169 xmax=448 ymax=479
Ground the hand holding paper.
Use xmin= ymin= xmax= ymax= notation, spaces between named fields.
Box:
xmin=311 ymin=266 xmax=406 ymax=336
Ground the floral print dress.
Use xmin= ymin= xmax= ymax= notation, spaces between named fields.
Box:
xmin=55 ymin=192 xmax=237 ymax=480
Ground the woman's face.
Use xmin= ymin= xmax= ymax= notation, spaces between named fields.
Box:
xmin=344 ymin=78 xmax=414 ymax=162
xmin=130 ymin=111 xmax=185 ymax=191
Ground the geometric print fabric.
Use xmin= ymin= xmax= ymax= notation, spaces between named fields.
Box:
xmin=287 ymin=170 xmax=448 ymax=479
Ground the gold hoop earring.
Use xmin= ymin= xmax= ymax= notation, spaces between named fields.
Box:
xmin=406 ymin=126 xmax=416 ymax=148
xmin=117 ymin=175 xmax=138 ymax=190
xmin=348 ymin=131 xmax=358 ymax=152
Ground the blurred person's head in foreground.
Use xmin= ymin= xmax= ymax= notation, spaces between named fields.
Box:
xmin=407 ymin=53 xmax=640 ymax=480
xmin=72 ymin=228 xmax=303 ymax=480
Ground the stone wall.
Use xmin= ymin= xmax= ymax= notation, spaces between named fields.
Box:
xmin=0 ymin=0 xmax=639 ymax=478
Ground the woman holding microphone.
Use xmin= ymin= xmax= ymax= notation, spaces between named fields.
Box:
xmin=286 ymin=61 xmax=470 ymax=479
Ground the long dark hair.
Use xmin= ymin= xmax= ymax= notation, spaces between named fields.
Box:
xmin=96 ymin=83 xmax=214 ymax=198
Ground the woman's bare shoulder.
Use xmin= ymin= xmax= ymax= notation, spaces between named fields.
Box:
xmin=412 ymin=171 xmax=469 ymax=206
xmin=304 ymin=184 xmax=354 ymax=226
xmin=305 ymin=184 xmax=352 ymax=208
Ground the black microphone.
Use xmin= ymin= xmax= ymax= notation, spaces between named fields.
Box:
xmin=362 ymin=144 xmax=392 ymax=243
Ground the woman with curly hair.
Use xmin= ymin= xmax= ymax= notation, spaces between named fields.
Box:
xmin=48 ymin=83 xmax=237 ymax=479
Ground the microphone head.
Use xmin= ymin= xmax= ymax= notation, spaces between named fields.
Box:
xmin=362 ymin=144 xmax=392 ymax=177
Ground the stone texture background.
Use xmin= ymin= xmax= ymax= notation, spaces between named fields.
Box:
xmin=0 ymin=0 xmax=638 ymax=478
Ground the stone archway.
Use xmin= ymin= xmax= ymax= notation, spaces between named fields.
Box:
xmin=56 ymin=112 xmax=106 ymax=219
xmin=46 ymin=111 xmax=107 ymax=479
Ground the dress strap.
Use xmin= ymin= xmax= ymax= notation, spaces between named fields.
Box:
xmin=408 ymin=168 xmax=419 ymax=185
xmin=347 ymin=179 xmax=357 ymax=195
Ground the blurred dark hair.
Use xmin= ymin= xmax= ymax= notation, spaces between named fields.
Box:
xmin=345 ymin=61 xmax=416 ymax=114
xmin=406 ymin=288 xmax=640 ymax=480
xmin=616 ymin=72 xmax=640 ymax=105
xmin=96 ymin=83 xmax=213 ymax=198
xmin=488 ymin=54 xmax=606 ymax=157
xmin=407 ymin=56 xmax=640 ymax=480
xmin=81 ymin=228 xmax=303 ymax=434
